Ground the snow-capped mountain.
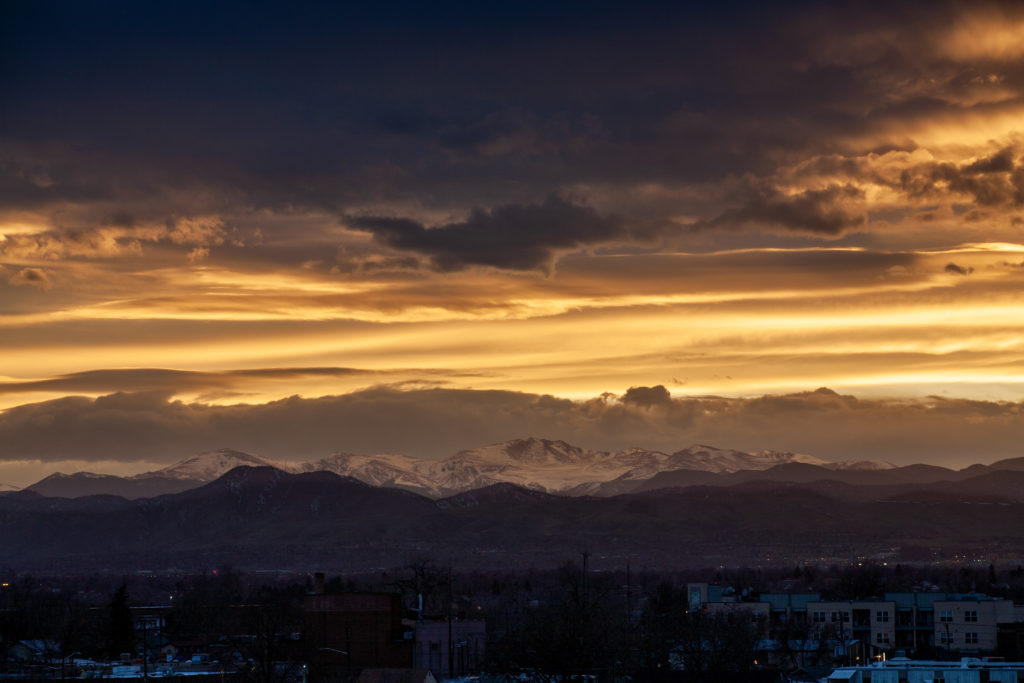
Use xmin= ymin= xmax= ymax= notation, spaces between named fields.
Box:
xmin=823 ymin=459 xmax=896 ymax=471
xmin=421 ymin=438 xmax=632 ymax=495
xmin=20 ymin=438 xmax=909 ymax=500
xmin=416 ymin=438 xmax=829 ymax=496
xmin=132 ymin=439 xmax=845 ymax=497
xmin=664 ymin=444 xmax=830 ymax=473
xmin=297 ymin=452 xmax=437 ymax=494
xmin=136 ymin=448 xmax=288 ymax=482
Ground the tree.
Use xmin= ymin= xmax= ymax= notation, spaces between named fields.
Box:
xmin=674 ymin=608 xmax=762 ymax=682
xmin=107 ymin=582 xmax=135 ymax=659
xmin=236 ymin=586 xmax=305 ymax=683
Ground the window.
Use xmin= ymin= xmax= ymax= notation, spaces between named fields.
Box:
xmin=940 ymin=632 xmax=953 ymax=645
xmin=876 ymin=610 xmax=889 ymax=623
xmin=965 ymin=632 xmax=978 ymax=645
xmin=876 ymin=632 xmax=890 ymax=644
xmin=940 ymin=610 xmax=953 ymax=623
xmin=813 ymin=611 xmax=826 ymax=623
xmin=964 ymin=610 xmax=978 ymax=622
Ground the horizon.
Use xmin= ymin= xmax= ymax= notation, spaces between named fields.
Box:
xmin=5 ymin=1 xmax=1024 ymax=486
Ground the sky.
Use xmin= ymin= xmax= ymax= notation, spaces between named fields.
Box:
xmin=3 ymin=0 xmax=1024 ymax=486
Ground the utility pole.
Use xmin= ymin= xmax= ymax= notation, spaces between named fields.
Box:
xmin=448 ymin=567 xmax=454 ymax=681
xmin=142 ymin=620 xmax=148 ymax=681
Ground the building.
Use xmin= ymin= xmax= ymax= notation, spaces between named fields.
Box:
xmin=411 ymin=620 xmax=485 ymax=678
xmin=686 ymin=583 xmax=1022 ymax=659
xmin=304 ymin=592 xmax=414 ymax=669
xmin=933 ymin=595 xmax=1016 ymax=654
xmin=826 ymin=658 xmax=1024 ymax=682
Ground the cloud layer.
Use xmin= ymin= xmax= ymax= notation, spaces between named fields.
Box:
xmin=1 ymin=387 xmax=1021 ymax=480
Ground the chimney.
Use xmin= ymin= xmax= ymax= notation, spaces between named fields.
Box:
xmin=314 ymin=572 xmax=325 ymax=594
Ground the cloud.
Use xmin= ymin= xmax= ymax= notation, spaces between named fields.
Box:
xmin=0 ymin=366 xmax=476 ymax=398
xmin=3 ymin=0 xmax=1024 ymax=272
xmin=6 ymin=267 xmax=55 ymax=290
xmin=944 ymin=262 xmax=974 ymax=275
xmin=347 ymin=195 xmax=630 ymax=271
xmin=622 ymin=384 xmax=673 ymax=408
xmin=693 ymin=184 xmax=867 ymax=235
xmin=165 ymin=216 xmax=227 ymax=246
xmin=187 ymin=247 xmax=210 ymax=263
xmin=2 ymin=386 xmax=1023 ymax=469
xmin=900 ymin=147 xmax=1024 ymax=208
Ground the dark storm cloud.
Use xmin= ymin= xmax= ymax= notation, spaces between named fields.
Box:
xmin=3 ymin=386 xmax=1023 ymax=467
xmin=0 ymin=0 xmax=952 ymax=237
xmin=4 ymin=0 xmax=1024 ymax=272
xmin=348 ymin=196 xmax=629 ymax=271
xmin=901 ymin=147 xmax=1024 ymax=207
xmin=693 ymin=184 xmax=867 ymax=235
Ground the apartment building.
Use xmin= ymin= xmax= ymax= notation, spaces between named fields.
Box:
xmin=687 ymin=584 xmax=1020 ymax=657
xmin=933 ymin=595 xmax=1016 ymax=653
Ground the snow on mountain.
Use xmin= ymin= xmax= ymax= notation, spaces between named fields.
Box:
xmin=44 ymin=471 xmax=112 ymax=480
xmin=138 ymin=448 xmax=288 ymax=482
xmin=28 ymin=438 xmax=876 ymax=499
xmin=663 ymin=444 xmax=830 ymax=473
xmin=419 ymin=438 xmax=669 ymax=495
xmin=298 ymin=452 xmax=436 ymax=493
xmin=416 ymin=439 xmax=846 ymax=495
xmin=823 ymin=460 xmax=896 ymax=471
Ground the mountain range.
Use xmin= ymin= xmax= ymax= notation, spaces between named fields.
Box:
xmin=20 ymin=438 xmax=907 ymax=500
xmin=2 ymin=462 xmax=1024 ymax=573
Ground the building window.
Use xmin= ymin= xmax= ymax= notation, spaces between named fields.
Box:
xmin=940 ymin=610 xmax=953 ymax=623
xmin=876 ymin=632 xmax=890 ymax=644
xmin=940 ymin=632 xmax=953 ymax=645
xmin=876 ymin=610 xmax=889 ymax=622
xmin=965 ymin=632 xmax=978 ymax=645
xmin=813 ymin=611 xmax=826 ymax=623
xmin=964 ymin=610 xmax=978 ymax=622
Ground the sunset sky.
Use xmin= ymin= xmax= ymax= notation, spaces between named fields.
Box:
xmin=3 ymin=0 xmax=1024 ymax=486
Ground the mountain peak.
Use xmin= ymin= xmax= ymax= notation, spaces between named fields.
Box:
xmin=501 ymin=437 xmax=587 ymax=462
xmin=138 ymin=449 xmax=285 ymax=482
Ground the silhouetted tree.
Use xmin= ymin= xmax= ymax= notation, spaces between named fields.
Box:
xmin=236 ymin=586 xmax=305 ymax=683
xmin=107 ymin=582 xmax=134 ymax=659
xmin=166 ymin=566 xmax=244 ymax=640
